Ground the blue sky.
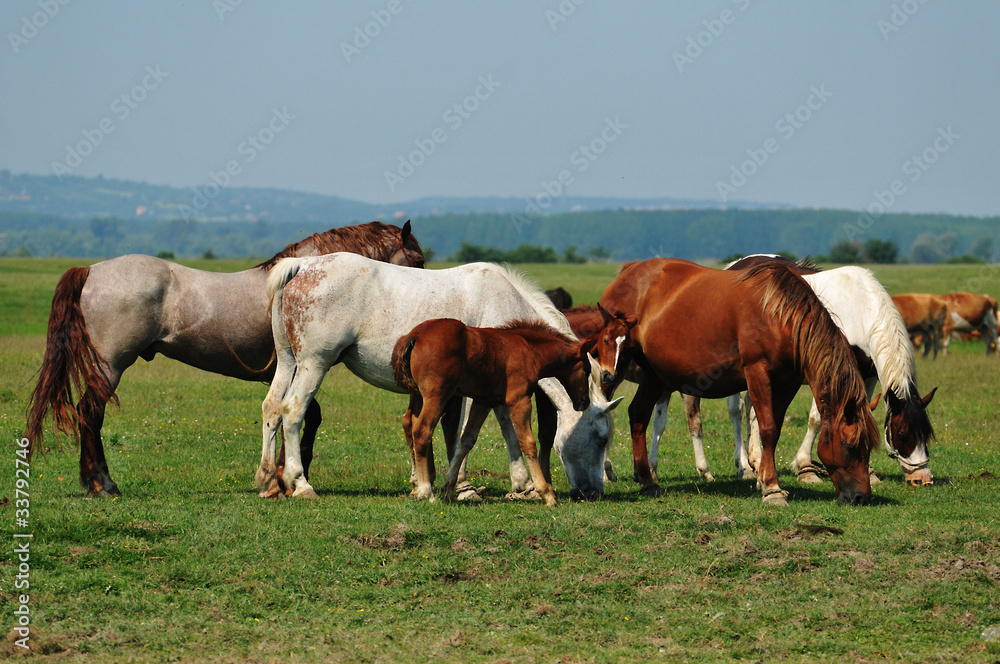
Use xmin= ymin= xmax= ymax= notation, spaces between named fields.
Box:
xmin=2 ymin=1 xmax=998 ymax=215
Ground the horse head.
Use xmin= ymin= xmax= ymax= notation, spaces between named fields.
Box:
xmin=884 ymin=387 xmax=936 ymax=486
xmin=537 ymin=365 xmax=624 ymax=502
xmin=817 ymin=393 xmax=881 ymax=505
xmin=591 ymin=304 xmax=638 ymax=387
xmin=388 ymin=220 xmax=426 ymax=268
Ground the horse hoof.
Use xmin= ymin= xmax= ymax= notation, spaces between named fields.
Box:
xmin=457 ymin=487 xmax=484 ymax=501
xmin=639 ymin=484 xmax=664 ymax=498
xmin=762 ymin=490 xmax=789 ymax=507
xmin=701 ymin=472 xmax=715 ymax=483
xmin=291 ymin=486 xmax=319 ymax=499
xmin=870 ymin=473 xmax=882 ymax=485
xmin=796 ymin=471 xmax=825 ymax=484
xmin=736 ymin=468 xmax=757 ymax=480
xmin=504 ymin=489 xmax=541 ymax=501
xmin=258 ymin=485 xmax=284 ymax=499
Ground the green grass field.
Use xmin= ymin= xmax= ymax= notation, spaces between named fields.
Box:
xmin=1 ymin=257 xmax=999 ymax=663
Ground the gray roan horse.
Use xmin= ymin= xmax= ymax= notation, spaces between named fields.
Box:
xmin=257 ymin=253 xmax=622 ymax=502
xmin=26 ymin=221 xmax=424 ymax=496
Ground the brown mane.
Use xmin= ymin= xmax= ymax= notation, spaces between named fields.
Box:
xmin=255 ymin=221 xmax=420 ymax=270
xmin=738 ymin=263 xmax=878 ymax=452
xmin=498 ymin=318 xmax=577 ymax=344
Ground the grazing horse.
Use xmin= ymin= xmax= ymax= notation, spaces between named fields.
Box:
xmin=892 ymin=293 xmax=949 ymax=359
xmin=597 ymin=258 xmax=881 ymax=506
xmin=258 ymin=253 xmax=620 ymax=501
xmin=26 ymin=221 xmax=424 ymax=496
xmin=940 ymin=292 xmax=998 ymax=355
xmin=391 ymin=318 xmax=607 ymax=505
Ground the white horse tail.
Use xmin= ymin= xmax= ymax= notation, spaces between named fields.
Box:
xmin=265 ymin=257 xmax=307 ymax=313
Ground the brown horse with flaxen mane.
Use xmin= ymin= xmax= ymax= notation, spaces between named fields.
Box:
xmin=597 ymin=258 xmax=881 ymax=506
xmin=25 ymin=220 xmax=424 ymax=496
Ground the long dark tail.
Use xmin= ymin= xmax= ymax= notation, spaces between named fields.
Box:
xmin=391 ymin=335 xmax=419 ymax=392
xmin=25 ymin=267 xmax=117 ymax=456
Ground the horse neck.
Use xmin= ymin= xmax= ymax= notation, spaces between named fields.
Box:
xmin=524 ymin=335 xmax=577 ymax=380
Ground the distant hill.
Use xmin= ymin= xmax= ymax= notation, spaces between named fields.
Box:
xmin=0 ymin=171 xmax=996 ymax=262
xmin=0 ymin=171 xmax=784 ymax=223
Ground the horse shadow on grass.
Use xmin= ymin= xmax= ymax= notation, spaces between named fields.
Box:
xmin=598 ymin=473 xmax=900 ymax=506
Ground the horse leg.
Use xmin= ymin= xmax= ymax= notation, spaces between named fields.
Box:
xmin=745 ymin=394 xmax=762 ymax=473
xmin=257 ymin=354 xmax=293 ymax=498
xmin=744 ymin=367 xmax=795 ymax=506
xmin=628 ymin=375 xmax=667 ymax=496
xmin=77 ymin=386 xmax=120 ymax=497
xmin=507 ymin=397 xmax=556 ymax=507
xmin=649 ymin=392 xmax=670 ymax=477
xmin=729 ymin=393 xmax=755 ymax=480
xmin=437 ymin=395 xmax=466 ymax=488
xmin=278 ymin=362 xmax=330 ymax=498
xmin=495 ymin=406 xmax=533 ymax=493
xmin=442 ymin=401 xmax=492 ymax=502
xmin=409 ymin=393 xmax=447 ymax=502
xmin=682 ymin=394 xmax=714 ymax=482
xmin=791 ymin=398 xmax=826 ymax=483
xmin=535 ymin=388 xmax=556 ymax=484
xmin=273 ymin=397 xmax=321 ymax=494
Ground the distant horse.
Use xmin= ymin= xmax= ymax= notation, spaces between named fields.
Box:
xmin=392 ymin=318 xmax=608 ymax=505
xmin=26 ymin=221 xmax=424 ymax=496
xmin=892 ymin=293 xmax=948 ymax=358
xmin=597 ymin=258 xmax=881 ymax=506
xmin=259 ymin=253 xmax=620 ymax=501
xmin=940 ymin=292 xmax=998 ymax=355
xmin=545 ymin=287 xmax=573 ymax=310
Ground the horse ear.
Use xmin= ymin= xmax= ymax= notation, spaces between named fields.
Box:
xmin=625 ymin=315 xmax=639 ymax=330
xmin=401 ymin=220 xmax=412 ymax=240
xmin=603 ymin=396 xmax=625 ymax=413
xmin=921 ymin=386 xmax=937 ymax=407
xmin=537 ymin=377 xmax=573 ymax=411
xmin=597 ymin=302 xmax=611 ymax=324
xmin=869 ymin=392 xmax=882 ymax=411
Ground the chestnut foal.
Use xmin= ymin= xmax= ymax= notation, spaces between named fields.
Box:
xmin=391 ymin=318 xmax=593 ymax=506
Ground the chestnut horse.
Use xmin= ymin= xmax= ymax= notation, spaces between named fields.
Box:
xmin=598 ymin=258 xmax=881 ymax=506
xmin=891 ymin=293 xmax=948 ymax=359
xmin=25 ymin=221 xmax=424 ymax=496
xmin=940 ymin=292 xmax=998 ymax=355
xmin=392 ymin=318 xmax=606 ymax=505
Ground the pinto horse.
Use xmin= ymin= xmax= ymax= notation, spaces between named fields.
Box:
xmin=25 ymin=221 xmax=424 ymax=496
xmin=597 ymin=258 xmax=881 ymax=506
xmin=940 ymin=292 xmax=998 ymax=355
xmin=391 ymin=318 xmax=611 ymax=505
xmin=258 ymin=253 xmax=620 ymax=501
xmin=891 ymin=293 xmax=949 ymax=359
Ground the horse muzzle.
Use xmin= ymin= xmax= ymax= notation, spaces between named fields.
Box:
xmin=836 ymin=486 xmax=871 ymax=506
xmin=570 ymin=485 xmax=603 ymax=502
xmin=905 ymin=467 xmax=934 ymax=486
